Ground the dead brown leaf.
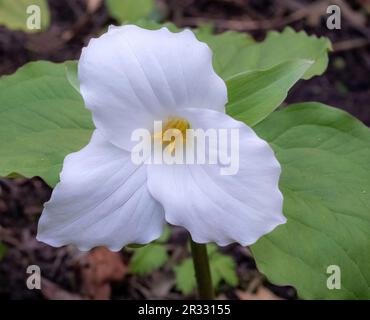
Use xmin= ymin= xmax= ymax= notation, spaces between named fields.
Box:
xmin=78 ymin=247 xmax=127 ymax=300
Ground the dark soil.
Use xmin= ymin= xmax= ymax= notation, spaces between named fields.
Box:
xmin=0 ymin=0 xmax=369 ymax=300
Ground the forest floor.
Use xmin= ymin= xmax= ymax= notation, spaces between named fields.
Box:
xmin=0 ymin=0 xmax=369 ymax=299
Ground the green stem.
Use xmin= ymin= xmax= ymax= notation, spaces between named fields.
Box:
xmin=190 ymin=238 xmax=214 ymax=300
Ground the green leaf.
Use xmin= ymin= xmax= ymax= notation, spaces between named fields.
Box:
xmin=195 ymin=30 xmax=256 ymax=78
xmin=216 ymin=27 xmax=331 ymax=80
xmin=206 ymin=243 xmax=218 ymax=255
xmin=174 ymin=258 xmax=196 ymax=295
xmin=226 ymin=59 xmax=312 ymax=126
xmin=251 ymin=102 xmax=370 ymax=299
xmin=156 ymin=225 xmax=171 ymax=243
xmin=174 ymin=245 xmax=238 ymax=294
xmin=0 ymin=61 xmax=93 ymax=186
xmin=65 ymin=61 xmax=79 ymax=93
xmin=130 ymin=243 xmax=169 ymax=275
xmin=210 ymin=251 xmax=238 ymax=289
xmin=0 ymin=242 xmax=7 ymax=260
xmin=0 ymin=0 xmax=50 ymax=32
xmin=106 ymin=0 xmax=155 ymax=24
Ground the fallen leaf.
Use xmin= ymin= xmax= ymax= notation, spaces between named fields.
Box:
xmin=78 ymin=247 xmax=127 ymax=300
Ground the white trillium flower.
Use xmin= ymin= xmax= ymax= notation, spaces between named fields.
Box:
xmin=36 ymin=25 xmax=286 ymax=251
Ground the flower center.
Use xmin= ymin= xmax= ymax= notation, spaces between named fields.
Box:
xmin=153 ymin=117 xmax=190 ymax=153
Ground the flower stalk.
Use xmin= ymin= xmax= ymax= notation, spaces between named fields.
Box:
xmin=190 ymin=238 xmax=214 ymax=300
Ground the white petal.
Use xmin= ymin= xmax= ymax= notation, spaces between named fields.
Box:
xmin=147 ymin=108 xmax=286 ymax=246
xmin=37 ymin=131 xmax=165 ymax=251
xmin=78 ymin=25 xmax=227 ymax=150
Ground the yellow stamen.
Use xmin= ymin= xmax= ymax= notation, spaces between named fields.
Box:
xmin=153 ymin=117 xmax=190 ymax=153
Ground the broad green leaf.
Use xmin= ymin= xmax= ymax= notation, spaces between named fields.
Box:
xmin=130 ymin=243 xmax=169 ymax=275
xmin=0 ymin=61 xmax=93 ymax=186
xmin=174 ymin=258 xmax=196 ymax=295
xmin=251 ymin=102 xmax=370 ymax=299
xmin=0 ymin=0 xmax=50 ymax=32
xmin=195 ymin=30 xmax=256 ymax=78
xmin=226 ymin=59 xmax=312 ymax=126
xmin=106 ymin=0 xmax=155 ymax=24
xmin=0 ymin=242 xmax=7 ymax=260
xmin=217 ymin=27 xmax=331 ymax=80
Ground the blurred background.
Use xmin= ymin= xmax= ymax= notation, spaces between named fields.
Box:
xmin=0 ymin=0 xmax=369 ymax=300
